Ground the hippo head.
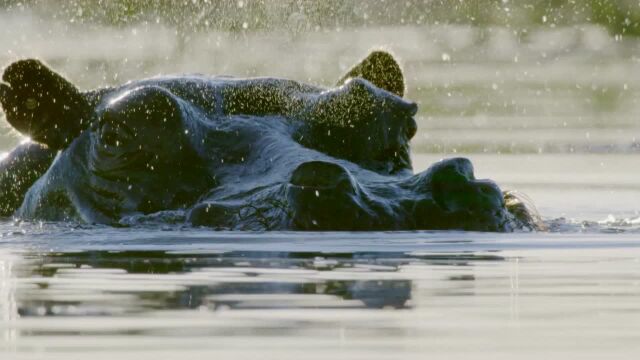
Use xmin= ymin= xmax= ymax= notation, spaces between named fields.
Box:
xmin=0 ymin=53 xmax=541 ymax=231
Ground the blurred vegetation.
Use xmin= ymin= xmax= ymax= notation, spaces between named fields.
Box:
xmin=0 ymin=0 xmax=639 ymax=35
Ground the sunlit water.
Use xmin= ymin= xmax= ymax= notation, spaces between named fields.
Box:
xmin=2 ymin=227 xmax=640 ymax=359
xmin=1 ymin=8 xmax=640 ymax=359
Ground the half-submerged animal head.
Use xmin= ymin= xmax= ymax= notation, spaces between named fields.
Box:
xmin=0 ymin=52 xmax=543 ymax=231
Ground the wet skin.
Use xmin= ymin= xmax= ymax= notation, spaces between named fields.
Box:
xmin=0 ymin=52 xmax=532 ymax=231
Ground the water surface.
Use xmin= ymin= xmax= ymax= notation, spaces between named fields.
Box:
xmin=2 ymin=227 xmax=640 ymax=359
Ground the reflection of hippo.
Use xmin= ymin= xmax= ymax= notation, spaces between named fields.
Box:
xmin=0 ymin=51 xmax=538 ymax=231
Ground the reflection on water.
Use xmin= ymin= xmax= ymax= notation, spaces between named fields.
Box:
xmin=19 ymin=250 xmax=417 ymax=317
xmin=2 ymin=237 xmax=640 ymax=358
xmin=0 ymin=250 xmax=18 ymax=345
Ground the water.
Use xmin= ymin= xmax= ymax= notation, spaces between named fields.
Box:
xmin=2 ymin=229 xmax=640 ymax=359
xmin=1 ymin=5 xmax=640 ymax=359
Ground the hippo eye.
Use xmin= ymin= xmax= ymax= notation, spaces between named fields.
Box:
xmin=101 ymin=130 xmax=118 ymax=147
xmin=99 ymin=123 xmax=121 ymax=147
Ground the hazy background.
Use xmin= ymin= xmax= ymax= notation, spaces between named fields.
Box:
xmin=0 ymin=0 xmax=638 ymax=220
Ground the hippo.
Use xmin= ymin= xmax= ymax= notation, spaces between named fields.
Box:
xmin=0 ymin=51 xmax=540 ymax=231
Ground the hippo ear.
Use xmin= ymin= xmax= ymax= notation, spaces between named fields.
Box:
xmin=0 ymin=59 xmax=91 ymax=149
xmin=336 ymin=50 xmax=405 ymax=97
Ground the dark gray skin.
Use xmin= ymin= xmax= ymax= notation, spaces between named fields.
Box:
xmin=0 ymin=53 xmax=537 ymax=231
xmin=0 ymin=142 xmax=56 ymax=216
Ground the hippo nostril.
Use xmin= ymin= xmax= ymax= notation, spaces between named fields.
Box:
xmin=102 ymin=131 xmax=118 ymax=147
xmin=290 ymin=161 xmax=353 ymax=190
xmin=476 ymin=181 xmax=501 ymax=198
xmin=427 ymin=158 xmax=475 ymax=185
xmin=290 ymin=162 xmax=360 ymax=198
